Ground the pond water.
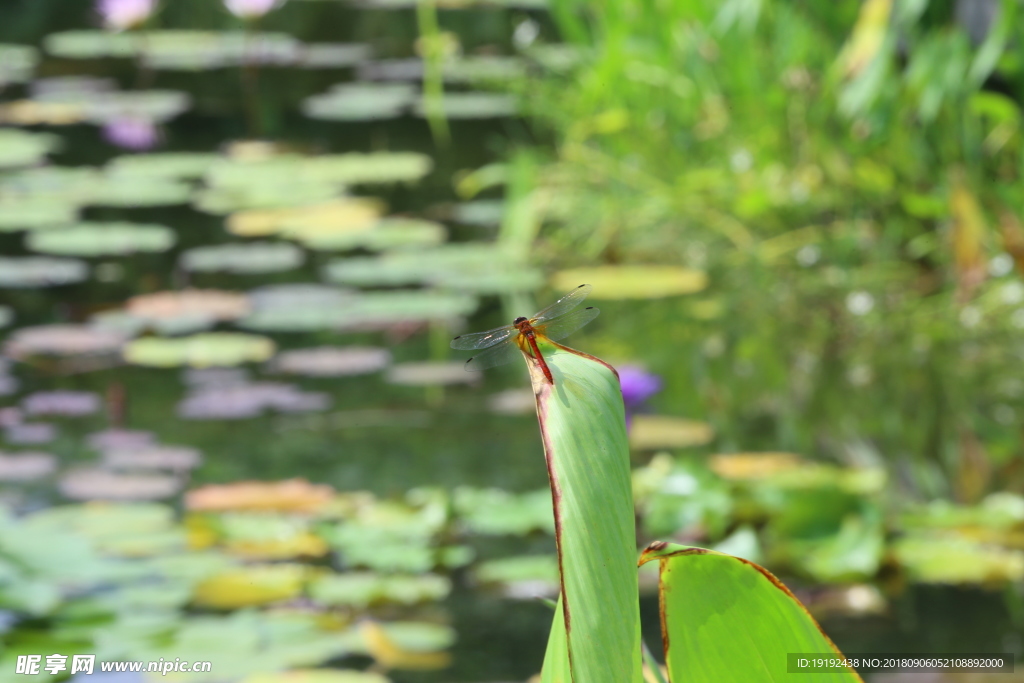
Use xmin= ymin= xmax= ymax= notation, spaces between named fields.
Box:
xmin=1 ymin=1 xmax=1022 ymax=681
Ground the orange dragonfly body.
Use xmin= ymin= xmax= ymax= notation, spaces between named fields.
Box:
xmin=450 ymin=284 xmax=599 ymax=385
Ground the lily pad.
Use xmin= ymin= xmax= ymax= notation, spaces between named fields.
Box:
xmin=35 ymin=88 xmax=190 ymax=123
xmin=181 ymin=242 xmax=305 ymax=274
xmin=22 ymin=391 xmax=101 ymax=416
xmin=386 ymin=362 xmax=476 ymax=386
xmin=308 ymin=573 xmax=451 ymax=608
xmin=127 ymin=290 xmax=251 ymax=323
xmin=324 ymin=246 xmax=541 ymax=293
xmin=299 ymin=43 xmax=372 ymax=68
xmin=248 ymin=284 xmax=353 ymax=309
xmin=185 ymin=479 xmax=335 ymax=514
xmin=4 ymin=423 xmax=57 ymax=445
xmin=414 ymin=92 xmax=518 ymax=119
xmin=123 ymin=333 xmax=276 ymax=367
xmin=58 ymin=468 xmax=182 ymax=501
xmin=0 ymin=197 xmax=79 ymax=230
xmin=227 ymin=198 xmax=383 ymax=239
xmin=0 ymin=452 xmax=57 ymax=481
xmin=178 ymin=382 xmax=330 ymax=419
xmin=84 ymin=175 xmax=193 ymax=207
xmin=0 ymin=44 xmax=39 ymax=85
xmin=270 ymin=347 xmax=392 ymax=377
xmin=87 ymin=429 xmax=156 ymax=451
xmin=551 ymin=265 xmax=708 ymax=299
xmin=454 ymin=487 xmax=554 ymax=535
xmin=302 ymin=83 xmax=417 ymax=121
xmin=0 ymin=128 xmax=60 ymax=168
xmin=629 ymin=415 xmax=714 ymax=450
xmin=4 ymin=324 xmax=128 ymax=357
xmin=192 ymin=564 xmax=306 ymax=609
xmin=301 ymin=217 xmax=445 ymax=251
xmin=893 ymin=535 xmax=1024 ymax=584
xmin=473 ymin=555 xmax=560 ymax=598
xmin=26 ymin=222 xmax=176 ymax=256
xmin=0 ymin=257 xmax=88 ymax=287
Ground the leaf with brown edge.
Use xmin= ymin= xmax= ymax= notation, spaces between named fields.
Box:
xmin=639 ymin=542 xmax=863 ymax=682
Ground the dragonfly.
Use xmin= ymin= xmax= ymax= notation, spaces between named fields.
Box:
xmin=450 ymin=284 xmax=599 ymax=385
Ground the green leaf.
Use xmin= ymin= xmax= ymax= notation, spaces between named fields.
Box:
xmin=530 ymin=340 xmax=642 ymax=682
xmin=639 ymin=543 xmax=862 ymax=682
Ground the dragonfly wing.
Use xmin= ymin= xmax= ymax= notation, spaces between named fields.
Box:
xmin=532 ymin=284 xmax=592 ymax=323
xmin=464 ymin=339 xmax=522 ymax=372
xmin=450 ymin=325 xmax=517 ymax=350
xmin=536 ymin=306 xmax=599 ymax=342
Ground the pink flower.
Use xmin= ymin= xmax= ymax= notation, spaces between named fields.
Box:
xmin=224 ymin=0 xmax=285 ymax=19
xmin=102 ymin=117 xmax=160 ymax=150
xmin=96 ymin=0 xmax=156 ymax=31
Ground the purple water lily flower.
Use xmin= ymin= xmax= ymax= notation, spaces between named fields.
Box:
xmin=97 ymin=0 xmax=155 ymax=31
xmin=618 ymin=365 xmax=663 ymax=407
xmin=102 ymin=117 xmax=160 ymax=150
xmin=224 ymin=0 xmax=285 ymax=19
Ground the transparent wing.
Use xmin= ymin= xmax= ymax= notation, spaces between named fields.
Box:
xmin=464 ymin=339 xmax=522 ymax=372
xmin=535 ymin=306 xmax=599 ymax=342
xmin=450 ymin=324 xmax=517 ymax=350
xmin=531 ymin=284 xmax=592 ymax=324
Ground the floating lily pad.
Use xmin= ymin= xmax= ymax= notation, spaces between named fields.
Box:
xmin=124 ymin=333 xmax=276 ymax=367
xmin=473 ymin=555 xmax=559 ymax=598
xmin=893 ymin=535 xmax=1024 ymax=584
xmin=301 ymin=217 xmax=446 ymax=251
xmin=44 ymin=30 xmax=137 ymax=59
xmin=27 ymin=222 xmax=176 ymax=256
xmin=551 ymin=265 xmax=708 ymax=299
xmin=240 ymin=290 xmax=475 ymax=331
xmin=84 ymin=175 xmax=193 ymax=207
xmin=248 ymin=284 xmax=353 ymax=309
xmin=0 ymin=197 xmax=79 ymax=230
xmin=34 ymin=87 xmax=190 ymax=123
xmin=708 ymin=453 xmax=804 ymax=480
xmin=0 ymin=128 xmax=60 ymax=168
xmin=4 ymin=423 xmax=57 ymax=445
xmin=454 ymin=487 xmax=554 ymax=535
xmin=309 ymin=573 xmax=451 ymax=608
xmin=22 ymin=390 xmax=101 ymax=416
xmin=0 ymin=44 xmax=39 ymax=85
xmin=180 ymin=241 xmax=305 ymax=274
xmin=628 ymin=415 xmax=714 ymax=449
xmin=127 ymin=290 xmax=251 ymax=323
xmin=59 ymin=468 xmax=182 ymax=501
xmin=270 ymin=347 xmax=392 ymax=377
xmin=414 ymin=92 xmax=518 ymax=119
xmin=227 ymin=198 xmax=383 ymax=238
xmin=4 ymin=324 xmax=128 ymax=357
xmin=487 ymin=388 xmax=535 ymax=415
xmin=186 ymin=479 xmax=335 ymax=513
xmin=0 ymin=256 xmax=89 ymax=287
xmin=0 ymin=98 xmax=87 ymax=125
xmin=178 ymin=382 xmax=330 ymax=419
xmin=386 ymin=362 xmax=476 ymax=386
xmin=302 ymin=83 xmax=417 ymax=121
xmin=300 ymin=42 xmax=372 ymax=68
xmin=193 ymin=564 xmax=306 ymax=609
xmin=324 ymin=245 xmax=541 ymax=293
xmin=0 ymin=452 xmax=57 ymax=482
xmin=450 ymin=199 xmax=504 ymax=226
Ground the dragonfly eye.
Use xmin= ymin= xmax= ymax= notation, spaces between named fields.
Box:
xmin=513 ymin=316 xmax=528 ymax=324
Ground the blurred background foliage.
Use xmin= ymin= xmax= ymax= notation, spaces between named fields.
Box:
xmin=1 ymin=0 xmax=1024 ymax=680
xmin=512 ymin=0 xmax=1024 ymax=503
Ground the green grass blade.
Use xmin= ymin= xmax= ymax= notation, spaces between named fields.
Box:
xmin=639 ymin=543 xmax=863 ymax=682
xmin=531 ymin=339 xmax=642 ymax=682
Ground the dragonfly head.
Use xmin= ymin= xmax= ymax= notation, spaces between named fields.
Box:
xmin=513 ymin=316 xmax=529 ymax=325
